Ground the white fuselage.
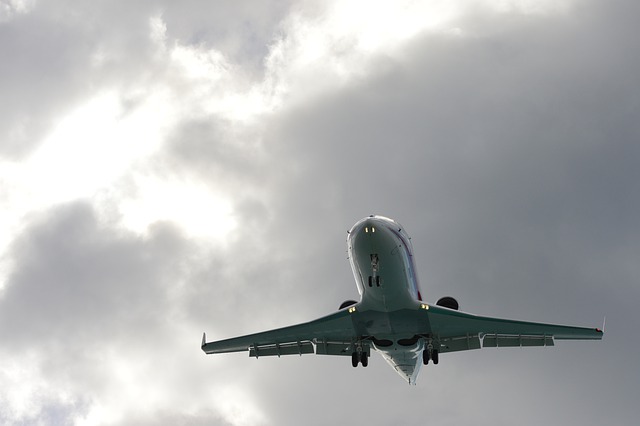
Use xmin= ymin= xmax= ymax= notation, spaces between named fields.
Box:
xmin=347 ymin=215 xmax=425 ymax=383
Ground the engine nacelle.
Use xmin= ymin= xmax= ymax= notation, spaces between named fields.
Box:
xmin=436 ymin=296 xmax=459 ymax=310
xmin=339 ymin=300 xmax=358 ymax=310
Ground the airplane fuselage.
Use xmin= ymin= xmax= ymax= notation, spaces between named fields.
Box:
xmin=347 ymin=215 xmax=427 ymax=383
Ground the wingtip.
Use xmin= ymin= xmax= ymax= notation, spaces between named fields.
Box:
xmin=202 ymin=332 xmax=206 ymax=348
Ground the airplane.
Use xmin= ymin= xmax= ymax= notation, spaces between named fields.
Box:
xmin=201 ymin=215 xmax=603 ymax=384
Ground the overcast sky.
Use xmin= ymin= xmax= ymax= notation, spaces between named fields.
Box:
xmin=1 ymin=0 xmax=638 ymax=424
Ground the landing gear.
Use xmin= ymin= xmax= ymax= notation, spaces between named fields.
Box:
xmin=352 ymin=352 xmax=359 ymax=367
xmin=351 ymin=352 xmax=368 ymax=367
xmin=368 ymin=254 xmax=380 ymax=288
xmin=370 ymin=254 xmax=379 ymax=272
xmin=368 ymin=276 xmax=382 ymax=287
xmin=351 ymin=344 xmax=369 ymax=367
xmin=423 ymin=338 xmax=439 ymax=365
xmin=423 ymin=349 xmax=439 ymax=365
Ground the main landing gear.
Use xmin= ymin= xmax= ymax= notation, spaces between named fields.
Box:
xmin=351 ymin=341 xmax=368 ymax=367
xmin=351 ymin=351 xmax=368 ymax=367
xmin=423 ymin=349 xmax=439 ymax=365
xmin=423 ymin=339 xmax=439 ymax=365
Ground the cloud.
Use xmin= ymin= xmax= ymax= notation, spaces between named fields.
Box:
xmin=0 ymin=2 xmax=157 ymax=158
xmin=0 ymin=202 xmax=190 ymax=421
xmin=1 ymin=0 xmax=639 ymax=424
xmin=0 ymin=202 xmax=319 ymax=424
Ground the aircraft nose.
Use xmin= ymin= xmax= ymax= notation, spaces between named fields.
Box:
xmin=348 ymin=215 xmax=399 ymax=240
xmin=362 ymin=220 xmax=378 ymax=234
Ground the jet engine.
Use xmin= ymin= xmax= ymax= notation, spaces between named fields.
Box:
xmin=436 ymin=296 xmax=459 ymax=310
xmin=339 ymin=300 xmax=358 ymax=310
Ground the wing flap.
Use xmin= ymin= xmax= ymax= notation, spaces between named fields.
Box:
xmin=482 ymin=334 xmax=554 ymax=348
xmin=249 ymin=341 xmax=315 ymax=358
xmin=438 ymin=334 xmax=482 ymax=354
xmin=315 ymin=340 xmax=360 ymax=356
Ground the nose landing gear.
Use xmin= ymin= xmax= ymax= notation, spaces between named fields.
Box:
xmin=368 ymin=254 xmax=381 ymax=287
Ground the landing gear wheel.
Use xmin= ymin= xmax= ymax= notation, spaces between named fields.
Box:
xmin=361 ymin=352 xmax=368 ymax=367
xmin=432 ymin=350 xmax=439 ymax=365
xmin=351 ymin=352 xmax=359 ymax=367
xmin=423 ymin=350 xmax=429 ymax=365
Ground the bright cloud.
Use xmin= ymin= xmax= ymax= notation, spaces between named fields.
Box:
xmin=0 ymin=0 xmax=36 ymax=22
xmin=116 ymin=174 xmax=237 ymax=240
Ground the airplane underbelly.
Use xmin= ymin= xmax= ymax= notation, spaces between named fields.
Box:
xmin=376 ymin=340 xmax=424 ymax=384
xmin=348 ymin=219 xmax=419 ymax=311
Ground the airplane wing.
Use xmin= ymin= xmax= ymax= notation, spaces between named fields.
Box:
xmin=202 ymin=308 xmax=368 ymax=358
xmin=202 ymin=304 xmax=602 ymax=357
xmin=425 ymin=304 xmax=603 ymax=354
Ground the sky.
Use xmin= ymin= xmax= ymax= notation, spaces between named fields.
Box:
xmin=0 ymin=0 xmax=638 ymax=424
